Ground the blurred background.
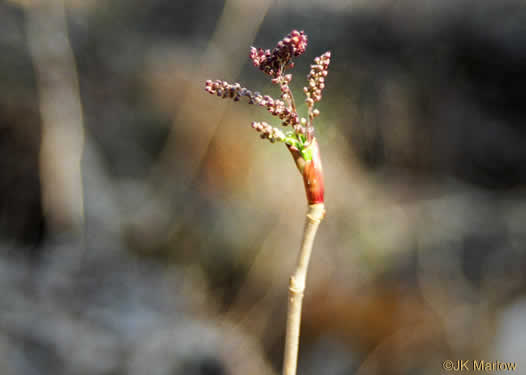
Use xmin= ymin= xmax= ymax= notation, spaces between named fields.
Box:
xmin=1 ymin=0 xmax=526 ymax=374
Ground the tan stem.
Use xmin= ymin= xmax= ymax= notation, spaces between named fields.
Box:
xmin=282 ymin=203 xmax=325 ymax=375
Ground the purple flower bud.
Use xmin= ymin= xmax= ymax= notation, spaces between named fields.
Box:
xmin=248 ymin=30 xmax=308 ymax=78
xmin=304 ymin=51 xmax=331 ymax=104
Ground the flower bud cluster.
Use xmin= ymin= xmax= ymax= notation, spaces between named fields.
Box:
xmin=205 ymin=29 xmax=328 ymax=205
xmin=251 ymin=121 xmax=286 ymax=143
xmin=205 ymin=80 xmax=246 ymax=101
xmin=205 ymin=80 xmax=300 ymax=126
xmin=205 ymin=30 xmax=330 ymax=148
xmin=249 ymin=30 xmax=307 ymax=78
xmin=256 ymin=95 xmax=299 ymax=126
xmin=304 ymin=51 xmax=331 ymax=104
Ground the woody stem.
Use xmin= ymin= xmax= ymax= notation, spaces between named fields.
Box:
xmin=282 ymin=203 xmax=325 ymax=375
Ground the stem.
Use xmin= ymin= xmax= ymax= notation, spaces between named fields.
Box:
xmin=280 ymin=75 xmax=297 ymax=113
xmin=306 ymin=105 xmax=314 ymax=143
xmin=282 ymin=203 xmax=325 ymax=375
xmin=287 ymin=84 xmax=297 ymax=114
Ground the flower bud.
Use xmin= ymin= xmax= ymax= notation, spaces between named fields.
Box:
xmin=248 ymin=30 xmax=308 ymax=78
xmin=305 ymin=51 xmax=331 ymax=103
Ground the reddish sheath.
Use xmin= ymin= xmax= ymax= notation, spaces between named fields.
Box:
xmin=302 ymin=138 xmax=325 ymax=205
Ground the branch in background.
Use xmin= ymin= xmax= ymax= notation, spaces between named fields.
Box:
xmin=25 ymin=0 xmax=86 ymax=239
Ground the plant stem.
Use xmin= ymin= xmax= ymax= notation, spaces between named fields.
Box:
xmin=282 ymin=203 xmax=325 ymax=375
xmin=307 ymin=110 xmax=314 ymax=143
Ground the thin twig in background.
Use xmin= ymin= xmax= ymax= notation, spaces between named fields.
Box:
xmin=153 ymin=0 xmax=272 ymax=189
xmin=25 ymin=0 xmax=86 ymax=239
xmin=133 ymin=0 xmax=271 ymax=254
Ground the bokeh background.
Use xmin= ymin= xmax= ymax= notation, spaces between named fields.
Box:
xmin=1 ymin=0 xmax=526 ymax=374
